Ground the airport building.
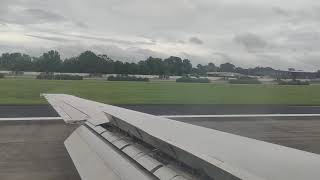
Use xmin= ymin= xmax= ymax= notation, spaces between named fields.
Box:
xmin=206 ymin=72 xmax=244 ymax=78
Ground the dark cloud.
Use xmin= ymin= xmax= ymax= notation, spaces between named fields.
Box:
xmin=53 ymin=44 xmax=166 ymax=61
xmin=271 ymin=6 xmax=320 ymax=26
xmin=107 ymin=46 xmax=166 ymax=61
xmin=26 ymin=34 xmax=74 ymax=42
xmin=272 ymin=7 xmax=290 ymax=17
xmin=233 ymin=33 xmax=268 ymax=52
xmin=24 ymin=30 xmax=154 ymax=46
xmin=0 ymin=42 xmax=48 ymax=57
xmin=73 ymin=21 xmax=88 ymax=28
xmin=0 ymin=7 xmax=85 ymax=28
xmin=58 ymin=33 xmax=155 ymax=46
xmin=24 ymin=9 xmax=66 ymax=23
xmin=1 ymin=8 xmax=67 ymax=25
xmin=189 ymin=37 xmax=204 ymax=44
xmin=180 ymin=52 xmax=211 ymax=65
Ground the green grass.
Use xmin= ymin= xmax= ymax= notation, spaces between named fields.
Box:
xmin=1 ymin=79 xmax=320 ymax=105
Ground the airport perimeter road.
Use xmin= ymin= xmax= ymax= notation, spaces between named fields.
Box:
xmin=172 ymin=117 xmax=320 ymax=155
xmin=0 ymin=120 xmax=81 ymax=180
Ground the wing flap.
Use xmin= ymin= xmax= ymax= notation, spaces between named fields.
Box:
xmin=65 ymin=127 xmax=120 ymax=180
xmin=65 ymin=125 xmax=155 ymax=180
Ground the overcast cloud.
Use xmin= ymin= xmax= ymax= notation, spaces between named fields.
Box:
xmin=1 ymin=0 xmax=320 ymax=70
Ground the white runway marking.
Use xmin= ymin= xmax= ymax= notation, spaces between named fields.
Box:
xmin=0 ymin=117 xmax=63 ymax=121
xmin=2 ymin=114 xmax=320 ymax=121
xmin=161 ymin=114 xmax=320 ymax=118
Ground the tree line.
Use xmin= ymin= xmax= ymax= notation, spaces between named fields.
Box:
xmin=0 ymin=50 xmax=313 ymax=77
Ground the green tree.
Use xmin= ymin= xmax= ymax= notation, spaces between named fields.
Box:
xmin=0 ymin=53 xmax=33 ymax=71
xmin=219 ymin=62 xmax=235 ymax=72
xmin=62 ymin=57 xmax=79 ymax=73
xmin=181 ymin=59 xmax=192 ymax=75
xmin=34 ymin=50 xmax=62 ymax=72
xmin=206 ymin=63 xmax=218 ymax=72
xmin=77 ymin=51 xmax=106 ymax=73
xmin=138 ymin=57 xmax=164 ymax=75
xmin=164 ymin=56 xmax=184 ymax=75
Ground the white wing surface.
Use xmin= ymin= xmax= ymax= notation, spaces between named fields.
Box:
xmin=43 ymin=94 xmax=320 ymax=180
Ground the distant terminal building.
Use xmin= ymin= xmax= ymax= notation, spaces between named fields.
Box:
xmin=206 ymin=69 xmax=319 ymax=80
xmin=277 ymin=69 xmax=318 ymax=79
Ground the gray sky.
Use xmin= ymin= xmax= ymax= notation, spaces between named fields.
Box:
xmin=1 ymin=0 xmax=320 ymax=71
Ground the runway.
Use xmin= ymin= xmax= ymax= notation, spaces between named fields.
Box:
xmin=2 ymin=104 xmax=320 ymax=117
xmin=0 ymin=120 xmax=81 ymax=180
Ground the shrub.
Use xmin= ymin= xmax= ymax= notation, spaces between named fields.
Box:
xmin=37 ymin=73 xmax=83 ymax=80
xmin=107 ymin=75 xmax=149 ymax=82
xmin=176 ymin=77 xmax=210 ymax=83
xmin=229 ymin=79 xmax=261 ymax=84
xmin=278 ymin=80 xmax=310 ymax=85
xmin=36 ymin=73 xmax=54 ymax=80
xmin=0 ymin=73 xmax=4 ymax=78
xmin=54 ymin=74 xmax=83 ymax=80
xmin=310 ymin=79 xmax=320 ymax=84
xmin=229 ymin=76 xmax=261 ymax=84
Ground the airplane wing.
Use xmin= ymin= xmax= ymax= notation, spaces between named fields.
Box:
xmin=43 ymin=94 xmax=320 ymax=180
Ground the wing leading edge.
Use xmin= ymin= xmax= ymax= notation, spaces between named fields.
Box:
xmin=43 ymin=94 xmax=320 ymax=180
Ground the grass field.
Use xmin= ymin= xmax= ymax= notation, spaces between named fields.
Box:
xmin=1 ymin=79 xmax=320 ymax=105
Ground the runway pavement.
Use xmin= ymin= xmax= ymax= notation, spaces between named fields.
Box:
xmin=2 ymin=104 xmax=320 ymax=117
xmin=0 ymin=120 xmax=81 ymax=180
xmin=0 ymin=105 xmax=58 ymax=118
xmin=119 ymin=104 xmax=320 ymax=115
